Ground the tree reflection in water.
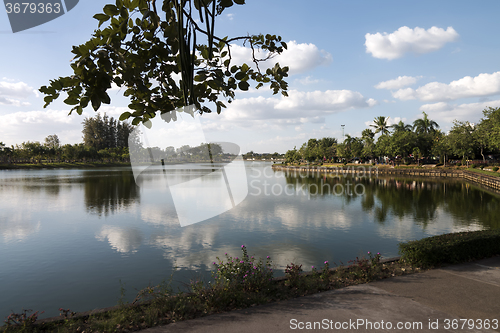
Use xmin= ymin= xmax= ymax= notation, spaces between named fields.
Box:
xmin=83 ymin=170 xmax=140 ymax=216
xmin=283 ymin=172 xmax=500 ymax=230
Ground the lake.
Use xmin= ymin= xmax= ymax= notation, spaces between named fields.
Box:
xmin=0 ymin=162 xmax=499 ymax=319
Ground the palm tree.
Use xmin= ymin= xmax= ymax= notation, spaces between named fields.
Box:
xmin=413 ymin=112 xmax=439 ymax=134
xmin=370 ymin=116 xmax=391 ymax=135
xmin=391 ymin=120 xmax=412 ymax=133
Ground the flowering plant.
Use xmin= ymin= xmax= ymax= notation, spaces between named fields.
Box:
xmin=212 ymin=245 xmax=273 ymax=292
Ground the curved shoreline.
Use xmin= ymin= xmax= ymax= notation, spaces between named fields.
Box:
xmin=271 ymin=164 xmax=500 ymax=193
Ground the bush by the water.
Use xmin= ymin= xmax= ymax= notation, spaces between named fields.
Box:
xmin=398 ymin=230 xmax=500 ymax=267
xmin=493 ymin=167 xmax=499 ymax=172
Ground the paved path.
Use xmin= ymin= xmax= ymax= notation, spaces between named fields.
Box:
xmin=141 ymin=256 xmax=500 ymax=332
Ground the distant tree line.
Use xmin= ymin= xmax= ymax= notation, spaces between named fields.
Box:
xmin=242 ymin=151 xmax=284 ymax=160
xmin=129 ymin=142 xmax=230 ymax=163
xmin=284 ymin=107 xmax=500 ymax=165
xmin=0 ymin=114 xmax=134 ymax=164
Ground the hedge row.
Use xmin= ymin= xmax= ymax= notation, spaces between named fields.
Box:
xmin=398 ymin=229 xmax=500 ymax=267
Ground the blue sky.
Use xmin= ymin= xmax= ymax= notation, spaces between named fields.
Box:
xmin=2 ymin=0 xmax=500 ymax=153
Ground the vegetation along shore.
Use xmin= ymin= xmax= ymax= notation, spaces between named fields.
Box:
xmin=1 ymin=230 xmax=499 ymax=333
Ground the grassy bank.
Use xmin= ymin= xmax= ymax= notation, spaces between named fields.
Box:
xmin=2 ymin=230 xmax=499 ymax=333
xmin=0 ymin=162 xmax=132 ymax=170
xmin=466 ymin=167 xmax=500 ymax=177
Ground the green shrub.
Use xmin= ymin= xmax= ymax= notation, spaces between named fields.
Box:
xmin=456 ymin=162 xmax=462 ymax=167
xmin=471 ymin=164 xmax=477 ymax=168
xmin=479 ymin=164 xmax=485 ymax=169
xmin=493 ymin=167 xmax=499 ymax=172
xmin=284 ymin=263 xmax=303 ymax=288
xmin=398 ymin=230 xmax=500 ymax=267
xmin=435 ymin=163 xmax=443 ymax=167
xmin=212 ymin=245 xmax=273 ymax=292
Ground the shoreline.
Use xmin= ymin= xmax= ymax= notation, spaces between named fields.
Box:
xmin=0 ymin=161 xmax=132 ymax=170
xmin=272 ymin=164 xmax=500 ymax=193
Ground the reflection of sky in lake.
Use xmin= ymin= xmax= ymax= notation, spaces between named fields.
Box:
xmin=0 ymin=163 xmax=498 ymax=319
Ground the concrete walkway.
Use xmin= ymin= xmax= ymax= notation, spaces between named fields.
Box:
xmin=141 ymin=256 xmax=500 ymax=332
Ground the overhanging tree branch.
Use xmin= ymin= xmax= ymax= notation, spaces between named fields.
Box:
xmin=40 ymin=0 xmax=289 ymax=126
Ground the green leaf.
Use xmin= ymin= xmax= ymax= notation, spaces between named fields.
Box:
xmin=241 ymin=63 xmax=249 ymax=73
xmin=220 ymin=0 xmax=233 ymax=8
xmin=94 ymin=13 xmax=110 ymax=23
xmin=238 ymin=81 xmax=249 ymax=91
xmin=103 ymin=4 xmax=119 ymax=16
xmin=235 ymin=72 xmax=246 ymax=80
xmin=208 ymin=80 xmax=220 ymax=90
xmin=119 ymin=112 xmax=132 ymax=121
xmin=91 ymin=95 xmax=101 ymax=111
xmin=132 ymin=117 xmax=141 ymax=125
xmin=233 ymin=0 xmax=245 ymax=4
xmin=63 ymin=96 xmax=79 ymax=105
xmin=130 ymin=0 xmax=140 ymax=9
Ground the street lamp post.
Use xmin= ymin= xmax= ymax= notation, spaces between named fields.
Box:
xmin=341 ymin=125 xmax=345 ymax=143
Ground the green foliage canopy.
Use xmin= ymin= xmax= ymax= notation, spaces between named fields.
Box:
xmin=40 ymin=0 xmax=289 ymax=126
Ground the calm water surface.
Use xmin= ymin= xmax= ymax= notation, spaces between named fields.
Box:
xmin=0 ymin=162 xmax=499 ymax=319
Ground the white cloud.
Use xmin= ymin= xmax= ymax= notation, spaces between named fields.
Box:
xmin=392 ymin=87 xmax=418 ymax=100
xmin=365 ymin=26 xmax=459 ymax=60
xmin=274 ymin=90 xmax=371 ymax=111
xmin=0 ymin=109 xmax=104 ymax=146
xmin=0 ymin=80 xmax=36 ymax=106
xmin=96 ymin=225 xmax=143 ymax=253
xmin=228 ymin=40 xmax=332 ymax=75
xmin=294 ymin=76 xmax=321 ymax=85
xmin=375 ymin=76 xmax=422 ymax=90
xmin=365 ymin=116 xmax=405 ymax=128
xmin=0 ymin=97 xmax=31 ymax=107
xmin=420 ymin=100 xmax=500 ymax=123
xmin=226 ymin=13 xmax=234 ymax=20
xmin=215 ymin=90 xmax=374 ymax=127
xmin=0 ymin=81 xmax=34 ymax=98
xmin=367 ymin=98 xmax=378 ymax=107
xmin=393 ymin=71 xmax=500 ymax=101
xmin=0 ymin=210 xmax=41 ymax=243
xmin=180 ymin=89 xmax=376 ymax=150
